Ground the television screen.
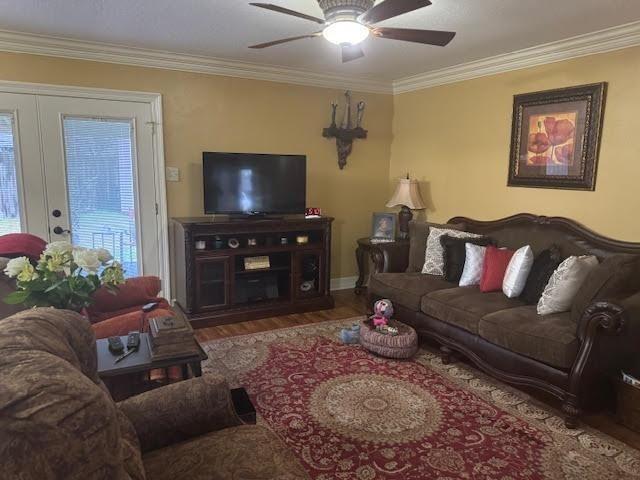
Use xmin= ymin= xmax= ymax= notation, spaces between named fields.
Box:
xmin=203 ymin=152 xmax=306 ymax=215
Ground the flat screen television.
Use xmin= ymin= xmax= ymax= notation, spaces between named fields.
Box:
xmin=203 ymin=152 xmax=306 ymax=215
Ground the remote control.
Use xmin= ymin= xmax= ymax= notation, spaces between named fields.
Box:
xmin=127 ymin=331 xmax=141 ymax=350
xmin=108 ymin=336 xmax=125 ymax=354
xmin=142 ymin=302 xmax=159 ymax=313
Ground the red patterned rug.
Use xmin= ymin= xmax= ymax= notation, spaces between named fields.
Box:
xmin=202 ymin=318 xmax=640 ymax=480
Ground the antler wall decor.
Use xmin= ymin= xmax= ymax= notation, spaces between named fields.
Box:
xmin=323 ymin=91 xmax=367 ymax=169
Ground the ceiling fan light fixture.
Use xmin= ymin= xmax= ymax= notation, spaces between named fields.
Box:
xmin=322 ymin=20 xmax=370 ymax=45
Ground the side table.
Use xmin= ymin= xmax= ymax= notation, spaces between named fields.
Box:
xmin=355 ymin=237 xmax=409 ymax=294
xmin=97 ymin=333 xmax=207 ymax=400
xmin=615 ymin=376 xmax=640 ymax=433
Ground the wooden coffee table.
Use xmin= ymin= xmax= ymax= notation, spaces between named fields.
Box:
xmin=97 ymin=333 xmax=207 ymax=400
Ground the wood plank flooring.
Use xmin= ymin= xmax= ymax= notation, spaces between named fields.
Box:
xmin=195 ymin=289 xmax=640 ymax=450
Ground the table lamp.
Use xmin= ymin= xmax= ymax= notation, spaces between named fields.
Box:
xmin=386 ymin=175 xmax=426 ymax=239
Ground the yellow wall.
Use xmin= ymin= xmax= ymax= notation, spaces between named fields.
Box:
xmin=0 ymin=52 xmax=393 ymax=279
xmin=3 ymin=44 xmax=639 ymax=281
xmin=390 ymin=46 xmax=640 ymax=241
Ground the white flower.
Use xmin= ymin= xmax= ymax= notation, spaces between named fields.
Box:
xmin=4 ymin=256 xmax=31 ymax=278
xmin=95 ymin=248 xmax=113 ymax=264
xmin=73 ymin=249 xmax=101 ymax=273
xmin=44 ymin=241 xmax=73 ymax=256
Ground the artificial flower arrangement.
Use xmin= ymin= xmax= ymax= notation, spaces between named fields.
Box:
xmin=3 ymin=241 xmax=125 ymax=312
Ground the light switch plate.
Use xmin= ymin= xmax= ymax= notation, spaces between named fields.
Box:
xmin=166 ymin=167 xmax=180 ymax=182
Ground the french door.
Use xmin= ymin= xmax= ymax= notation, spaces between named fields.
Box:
xmin=0 ymin=90 xmax=164 ymax=280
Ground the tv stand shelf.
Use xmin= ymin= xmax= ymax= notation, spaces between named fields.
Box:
xmin=171 ymin=216 xmax=334 ymax=329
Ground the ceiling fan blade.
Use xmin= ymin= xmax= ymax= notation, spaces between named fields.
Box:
xmin=249 ymin=3 xmax=325 ymax=24
xmin=249 ymin=33 xmax=322 ymax=49
xmin=361 ymin=0 xmax=432 ymax=24
xmin=373 ymin=27 xmax=455 ymax=46
xmin=342 ymin=44 xmax=365 ymax=63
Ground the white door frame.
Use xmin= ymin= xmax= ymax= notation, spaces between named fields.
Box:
xmin=0 ymin=80 xmax=170 ymax=299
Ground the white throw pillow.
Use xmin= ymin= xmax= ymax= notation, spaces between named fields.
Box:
xmin=503 ymin=245 xmax=534 ymax=298
xmin=422 ymin=228 xmax=481 ymax=276
xmin=537 ymin=255 xmax=599 ymax=315
xmin=459 ymin=243 xmax=487 ymax=287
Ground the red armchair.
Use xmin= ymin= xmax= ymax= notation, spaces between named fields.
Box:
xmin=0 ymin=232 xmax=174 ymax=340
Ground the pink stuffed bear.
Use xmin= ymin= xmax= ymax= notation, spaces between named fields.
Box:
xmin=371 ymin=299 xmax=394 ymax=327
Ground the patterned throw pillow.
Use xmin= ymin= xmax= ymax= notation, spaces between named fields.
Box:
xmin=459 ymin=243 xmax=488 ymax=287
xmin=503 ymin=245 xmax=534 ymax=298
xmin=537 ymin=255 xmax=599 ymax=315
xmin=422 ymin=228 xmax=481 ymax=276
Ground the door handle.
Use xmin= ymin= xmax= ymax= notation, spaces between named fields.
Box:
xmin=53 ymin=226 xmax=71 ymax=235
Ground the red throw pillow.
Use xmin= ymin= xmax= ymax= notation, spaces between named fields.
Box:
xmin=0 ymin=233 xmax=46 ymax=262
xmin=479 ymin=246 xmax=515 ymax=293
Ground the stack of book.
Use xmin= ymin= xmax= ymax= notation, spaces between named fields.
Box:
xmin=147 ymin=315 xmax=200 ymax=361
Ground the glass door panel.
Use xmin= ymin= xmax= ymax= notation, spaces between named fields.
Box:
xmin=0 ymin=113 xmax=21 ymax=235
xmin=62 ymin=117 xmax=139 ymax=276
xmin=38 ymin=95 xmax=159 ymax=280
xmin=196 ymin=257 xmax=230 ymax=309
xmin=0 ymin=93 xmax=47 ymax=240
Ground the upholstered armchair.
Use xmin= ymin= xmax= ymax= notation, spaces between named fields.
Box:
xmin=0 ymin=309 xmax=308 ymax=479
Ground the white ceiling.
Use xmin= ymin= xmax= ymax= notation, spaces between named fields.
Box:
xmin=0 ymin=0 xmax=639 ymax=82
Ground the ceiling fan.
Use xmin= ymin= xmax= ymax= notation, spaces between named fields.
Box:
xmin=248 ymin=0 xmax=456 ymax=63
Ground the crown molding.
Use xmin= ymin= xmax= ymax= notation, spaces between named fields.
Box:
xmin=1 ymin=20 xmax=639 ymax=97
xmin=393 ymin=21 xmax=640 ymax=94
xmin=0 ymin=29 xmax=392 ymax=95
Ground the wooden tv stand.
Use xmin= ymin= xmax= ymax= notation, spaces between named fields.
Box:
xmin=171 ymin=216 xmax=334 ymax=329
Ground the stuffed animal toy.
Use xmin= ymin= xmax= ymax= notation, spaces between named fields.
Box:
xmin=339 ymin=323 xmax=360 ymax=344
xmin=370 ymin=299 xmax=394 ymax=327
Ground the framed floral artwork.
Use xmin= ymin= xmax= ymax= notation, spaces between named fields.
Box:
xmin=508 ymin=83 xmax=607 ymax=190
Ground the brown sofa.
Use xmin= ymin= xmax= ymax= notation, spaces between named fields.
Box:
xmin=368 ymin=213 xmax=640 ymax=427
xmin=0 ymin=308 xmax=308 ymax=479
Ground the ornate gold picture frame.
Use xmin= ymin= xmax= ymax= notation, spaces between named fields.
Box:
xmin=508 ymin=83 xmax=607 ymax=190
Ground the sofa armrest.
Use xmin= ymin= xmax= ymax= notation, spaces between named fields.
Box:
xmin=569 ymin=293 xmax=640 ymax=400
xmin=370 ymin=243 xmax=410 ymax=274
xmin=577 ymin=294 xmax=639 ymax=342
xmin=118 ymin=375 xmax=243 ymax=453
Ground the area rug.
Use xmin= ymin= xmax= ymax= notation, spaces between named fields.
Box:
xmin=201 ymin=318 xmax=640 ymax=480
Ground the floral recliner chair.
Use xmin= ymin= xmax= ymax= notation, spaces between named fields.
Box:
xmin=0 ymin=308 xmax=308 ymax=479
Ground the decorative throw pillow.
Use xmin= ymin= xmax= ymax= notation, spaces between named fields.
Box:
xmin=422 ymin=228 xmax=481 ymax=276
xmin=406 ymin=221 xmax=465 ymax=273
xmin=440 ymin=235 xmax=494 ymax=283
xmin=459 ymin=243 xmax=488 ymax=287
xmin=570 ymin=254 xmax=640 ymax=323
xmin=520 ymin=245 xmax=563 ymax=304
xmin=479 ymin=246 xmax=515 ymax=293
xmin=502 ymin=245 xmax=534 ymax=298
xmin=537 ymin=255 xmax=600 ymax=315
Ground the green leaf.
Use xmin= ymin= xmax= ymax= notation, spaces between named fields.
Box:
xmin=3 ymin=290 xmax=31 ymax=305
xmin=45 ymin=280 xmax=66 ymax=293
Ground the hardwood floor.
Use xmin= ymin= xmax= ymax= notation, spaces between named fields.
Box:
xmin=195 ymin=288 xmax=640 ymax=450
xmin=195 ymin=289 xmax=368 ymax=342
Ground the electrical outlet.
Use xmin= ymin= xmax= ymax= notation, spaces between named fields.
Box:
xmin=166 ymin=167 xmax=180 ymax=182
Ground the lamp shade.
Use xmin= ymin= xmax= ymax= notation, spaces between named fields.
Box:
xmin=386 ymin=178 xmax=426 ymax=210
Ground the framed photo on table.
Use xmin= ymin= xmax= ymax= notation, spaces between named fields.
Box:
xmin=508 ymin=83 xmax=607 ymax=190
xmin=371 ymin=212 xmax=396 ymax=243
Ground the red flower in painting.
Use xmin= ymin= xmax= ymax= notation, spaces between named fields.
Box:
xmin=527 ymin=132 xmax=551 ymax=154
xmin=555 ymin=142 xmax=575 ymax=165
xmin=544 ymin=117 xmax=575 ymax=146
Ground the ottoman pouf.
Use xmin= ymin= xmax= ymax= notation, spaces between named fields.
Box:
xmin=359 ymin=319 xmax=418 ymax=359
